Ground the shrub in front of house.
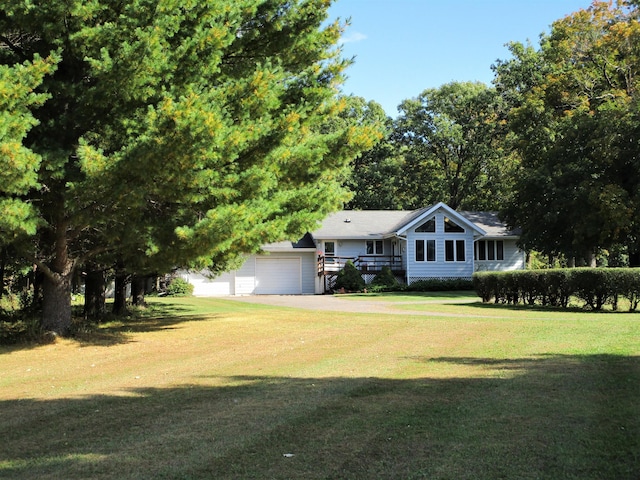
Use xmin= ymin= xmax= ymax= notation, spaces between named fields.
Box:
xmin=369 ymin=266 xmax=401 ymax=292
xmin=166 ymin=277 xmax=195 ymax=296
xmin=473 ymin=268 xmax=640 ymax=311
xmin=333 ymin=261 xmax=365 ymax=293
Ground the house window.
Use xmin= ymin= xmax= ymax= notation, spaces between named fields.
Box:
xmin=416 ymin=218 xmax=436 ymax=232
xmin=426 ymin=239 xmax=436 ymax=261
xmin=488 ymin=240 xmax=495 ymax=260
xmin=476 ymin=240 xmax=486 ymax=260
xmin=415 ymin=240 xmax=424 ymax=262
xmin=475 ymin=240 xmax=504 ymax=261
xmin=324 ymin=241 xmax=335 ymax=256
xmin=366 ymin=240 xmax=383 ymax=255
xmin=446 ymin=239 xmax=465 ymax=262
xmin=415 ymin=239 xmax=435 ymax=262
xmin=444 ymin=217 xmax=465 ymax=233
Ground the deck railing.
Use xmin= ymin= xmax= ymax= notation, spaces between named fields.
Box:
xmin=317 ymin=255 xmax=404 ymax=275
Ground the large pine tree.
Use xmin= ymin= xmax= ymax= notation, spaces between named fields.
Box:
xmin=0 ymin=0 xmax=383 ymax=334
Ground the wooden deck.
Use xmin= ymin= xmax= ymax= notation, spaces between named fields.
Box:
xmin=317 ymin=255 xmax=405 ymax=275
xmin=317 ymin=255 xmax=405 ymax=293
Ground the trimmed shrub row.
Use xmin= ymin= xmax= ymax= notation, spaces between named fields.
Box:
xmin=473 ymin=268 xmax=640 ymax=311
xmin=406 ymin=278 xmax=474 ymax=292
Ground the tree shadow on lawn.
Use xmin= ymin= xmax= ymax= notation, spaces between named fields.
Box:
xmin=0 ymin=301 xmax=222 ymax=352
xmin=73 ymin=297 xmax=279 ymax=346
xmin=1 ymin=354 xmax=639 ymax=480
xmin=71 ymin=313 xmax=220 ymax=347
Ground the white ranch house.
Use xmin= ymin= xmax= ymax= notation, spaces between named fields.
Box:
xmin=180 ymin=202 xmax=525 ymax=295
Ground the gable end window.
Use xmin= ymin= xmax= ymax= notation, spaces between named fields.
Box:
xmin=416 ymin=218 xmax=436 ymax=233
xmin=444 ymin=217 xmax=465 ymax=233
xmin=366 ymin=240 xmax=383 ymax=255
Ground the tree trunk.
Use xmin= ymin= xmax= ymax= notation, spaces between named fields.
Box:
xmin=112 ymin=270 xmax=128 ymax=315
xmin=33 ymin=268 xmax=44 ymax=310
xmin=131 ymin=275 xmax=146 ymax=306
xmin=84 ymin=268 xmax=106 ymax=320
xmin=41 ymin=218 xmax=75 ymax=336
xmin=0 ymin=247 xmax=6 ymax=299
xmin=41 ymin=270 xmax=73 ymax=335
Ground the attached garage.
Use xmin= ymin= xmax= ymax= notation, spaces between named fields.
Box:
xmin=178 ymin=236 xmax=319 ymax=296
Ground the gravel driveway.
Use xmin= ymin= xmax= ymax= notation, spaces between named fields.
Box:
xmin=225 ymin=294 xmax=476 ymax=316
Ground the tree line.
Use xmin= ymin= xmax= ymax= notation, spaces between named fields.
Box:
xmin=347 ymin=0 xmax=640 ymax=268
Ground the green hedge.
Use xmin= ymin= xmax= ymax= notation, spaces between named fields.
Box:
xmin=472 ymin=268 xmax=640 ymax=311
xmin=407 ymin=278 xmax=474 ymax=292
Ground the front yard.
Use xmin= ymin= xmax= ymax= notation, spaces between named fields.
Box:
xmin=0 ymin=294 xmax=638 ymax=479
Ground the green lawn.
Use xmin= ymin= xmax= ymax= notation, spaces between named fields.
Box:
xmin=1 ymin=294 xmax=639 ymax=479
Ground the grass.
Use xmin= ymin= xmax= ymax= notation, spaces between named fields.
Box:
xmin=1 ymin=294 xmax=639 ymax=479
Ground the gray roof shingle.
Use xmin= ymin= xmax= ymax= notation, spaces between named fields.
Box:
xmin=312 ymin=208 xmax=518 ymax=238
xmin=459 ymin=211 xmax=521 ymax=237
xmin=265 ymin=207 xmax=519 ymax=251
xmin=312 ymin=209 xmax=425 ymax=239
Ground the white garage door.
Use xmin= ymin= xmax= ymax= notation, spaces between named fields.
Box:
xmin=255 ymin=257 xmax=302 ymax=295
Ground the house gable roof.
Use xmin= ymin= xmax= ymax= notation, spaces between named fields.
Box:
xmin=309 ymin=203 xmax=515 ymax=243
xmin=395 ymin=202 xmax=486 ymax=237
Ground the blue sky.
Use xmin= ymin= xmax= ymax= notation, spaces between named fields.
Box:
xmin=327 ymin=0 xmax=594 ymax=117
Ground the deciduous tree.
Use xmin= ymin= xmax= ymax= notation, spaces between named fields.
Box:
xmin=394 ymin=81 xmax=516 ymax=210
xmin=499 ymin=1 xmax=640 ymax=264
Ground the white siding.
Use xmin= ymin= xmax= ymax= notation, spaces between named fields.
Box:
xmin=322 ymin=239 xmax=394 ymax=259
xmin=330 ymin=239 xmax=367 ymax=258
xmin=181 ymin=252 xmax=317 ymax=296
xmin=405 ymin=210 xmax=476 ymax=282
xmin=182 ymin=270 xmax=235 ymax=296
xmin=475 ymin=239 xmax=525 ymax=272
xmin=299 ymin=252 xmax=317 ymax=294
xmin=235 ymin=257 xmax=257 ymax=295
